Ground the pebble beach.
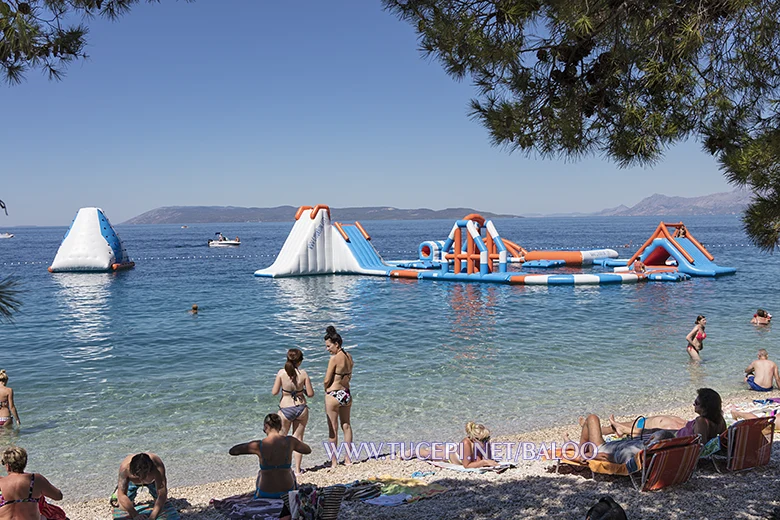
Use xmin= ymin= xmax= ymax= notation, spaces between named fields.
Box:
xmin=61 ymin=390 xmax=780 ymax=520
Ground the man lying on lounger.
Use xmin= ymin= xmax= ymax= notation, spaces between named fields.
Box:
xmin=565 ymin=414 xmax=675 ymax=464
xmin=112 ymin=452 xmax=169 ymax=520
xmin=745 ymin=349 xmax=780 ymax=392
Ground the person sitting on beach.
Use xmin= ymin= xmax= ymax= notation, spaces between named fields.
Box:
xmin=685 ymin=315 xmax=706 ymax=361
xmin=112 ymin=453 xmax=169 ymax=520
xmin=229 ymin=414 xmax=311 ymax=500
xmin=744 ymin=349 xmax=780 ymax=392
xmin=605 ymin=388 xmax=726 ymax=445
xmin=272 ymin=349 xmax=314 ymax=475
xmin=324 ymin=326 xmax=354 ymax=468
xmin=408 ymin=422 xmax=498 ymax=469
xmin=0 ymin=447 xmax=63 ymax=520
xmin=0 ymin=370 xmax=21 ymax=428
xmin=586 ymin=496 xmax=628 ymax=520
xmin=751 ymin=309 xmax=772 ymax=325
xmin=566 ymin=414 xmax=676 ymax=464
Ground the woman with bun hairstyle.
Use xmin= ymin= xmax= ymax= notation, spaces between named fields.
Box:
xmin=685 ymin=315 xmax=707 ymax=361
xmin=0 ymin=370 xmax=20 ymax=428
xmin=271 ymin=348 xmax=314 ymax=475
xmin=323 ymin=326 xmax=354 ymax=468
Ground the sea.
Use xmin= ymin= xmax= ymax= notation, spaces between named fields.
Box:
xmin=0 ymin=215 xmax=777 ymax=498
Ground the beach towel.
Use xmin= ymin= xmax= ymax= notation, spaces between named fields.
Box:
xmin=427 ymin=461 xmax=515 ymax=474
xmin=210 ymin=492 xmax=284 ymax=520
xmin=365 ymin=476 xmax=448 ymax=505
xmin=39 ymin=497 xmax=67 ymax=520
xmin=112 ymin=500 xmax=180 ymax=520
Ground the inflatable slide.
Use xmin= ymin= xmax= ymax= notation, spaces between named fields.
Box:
xmin=49 ymin=207 xmax=134 ymax=273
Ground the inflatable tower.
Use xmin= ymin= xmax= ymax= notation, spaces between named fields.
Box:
xmin=49 ymin=207 xmax=135 ymax=272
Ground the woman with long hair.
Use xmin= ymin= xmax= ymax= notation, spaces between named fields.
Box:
xmin=271 ymin=348 xmax=314 ymax=475
xmin=323 ymin=326 xmax=354 ymax=468
xmin=685 ymin=315 xmax=707 ymax=361
xmin=0 ymin=447 xmax=63 ymax=520
xmin=0 ymin=370 xmax=20 ymax=428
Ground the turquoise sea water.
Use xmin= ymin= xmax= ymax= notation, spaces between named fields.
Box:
xmin=0 ymin=215 xmax=778 ymax=498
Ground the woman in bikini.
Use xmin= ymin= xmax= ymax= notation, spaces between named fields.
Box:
xmin=229 ymin=414 xmax=311 ymax=500
xmin=323 ymin=325 xmax=354 ymax=468
xmin=410 ymin=422 xmax=498 ymax=468
xmin=0 ymin=447 xmax=63 ymax=520
xmin=606 ymin=387 xmax=726 ymax=445
xmin=685 ymin=315 xmax=707 ymax=361
xmin=272 ymin=349 xmax=314 ymax=475
xmin=0 ymin=370 xmax=20 ymax=428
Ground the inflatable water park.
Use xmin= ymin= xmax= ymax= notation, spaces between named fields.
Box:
xmin=254 ymin=205 xmax=735 ymax=286
xmin=49 ymin=207 xmax=135 ymax=273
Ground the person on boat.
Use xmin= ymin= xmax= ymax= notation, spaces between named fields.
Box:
xmin=605 ymin=388 xmax=726 ymax=445
xmin=0 ymin=370 xmax=21 ymax=428
xmin=0 ymin=446 xmax=63 ymax=520
xmin=234 ymin=237 xmax=240 ymax=243
xmin=744 ymin=349 xmax=780 ymax=392
xmin=407 ymin=422 xmax=498 ymax=468
xmin=229 ymin=414 xmax=311 ymax=501
xmin=565 ymin=416 xmax=675 ymax=464
xmin=217 ymin=233 xmax=226 ymax=242
xmin=112 ymin=452 xmax=169 ymax=520
xmin=751 ymin=309 xmax=772 ymax=325
xmin=272 ymin=349 xmax=314 ymax=475
xmin=324 ymin=326 xmax=354 ymax=468
xmin=685 ymin=315 xmax=707 ymax=361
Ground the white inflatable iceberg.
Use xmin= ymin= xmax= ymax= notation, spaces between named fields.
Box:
xmin=49 ymin=207 xmax=135 ymax=273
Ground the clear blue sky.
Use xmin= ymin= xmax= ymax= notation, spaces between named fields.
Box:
xmin=2 ymin=0 xmax=732 ymax=226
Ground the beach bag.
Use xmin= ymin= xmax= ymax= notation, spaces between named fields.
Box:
xmin=289 ymin=484 xmax=346 ymax=520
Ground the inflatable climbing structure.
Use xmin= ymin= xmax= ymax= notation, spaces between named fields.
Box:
xmin=49 ymin=207 xmax=135 ymax=273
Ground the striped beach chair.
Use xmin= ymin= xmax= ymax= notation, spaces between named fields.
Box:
xmin=710 ymin=416 xmax=775 ymax=472
xmin=553 ymin=435 xmax=702 ymax=492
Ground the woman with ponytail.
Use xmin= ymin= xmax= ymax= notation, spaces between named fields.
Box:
xmin=323 ymin=326 xmax=354 ymax=468
xmin=271 ymin=349 xmax=314 ymax=475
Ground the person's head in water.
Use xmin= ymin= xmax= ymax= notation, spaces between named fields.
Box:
xmin=465 ymin=422 xmax=491 ymax=442
xmin=694 ymin=388 xmax=723 ymax=423
xmin=263 ymin=413 xmax=282 ymax=434
xmin=191 ymin=304 xmax=198 ymax=313
xmin=129 ymin=453 xmax=154 ymax=481
xmin=586 ymin=496 xmax=627 ymax=520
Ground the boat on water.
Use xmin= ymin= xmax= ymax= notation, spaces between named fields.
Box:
xmin=0 ymin=232 xmax=13 ymax=239
xmin=208 ymin=232 xmax=240 ymax=247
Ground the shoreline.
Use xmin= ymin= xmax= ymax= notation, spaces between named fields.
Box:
xmin=62 ymin=389 xmax=780 ymax=519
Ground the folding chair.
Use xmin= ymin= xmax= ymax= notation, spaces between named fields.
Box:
xmin=710 ymin=416 xmax=775 ymax=472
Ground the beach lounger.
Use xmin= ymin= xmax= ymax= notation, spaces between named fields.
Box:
xmin=708 ymin=416 xmax=775 ymax=472
xmin=553 ymin=435 xmax=702 ymax=492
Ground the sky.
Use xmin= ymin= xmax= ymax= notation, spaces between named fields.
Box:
xmin=1 ymin=1 xmax=733 ymax=226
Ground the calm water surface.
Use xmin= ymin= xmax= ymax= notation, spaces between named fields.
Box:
xmin=0 ymin=215 xmax=777 ymax=498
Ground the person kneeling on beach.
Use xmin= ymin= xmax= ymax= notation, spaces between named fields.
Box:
xmin=112 ymin=453 xmax=169 ymax=520
xmin=744 ymin=349 xmax=780 ymax=392
xmin=567 ymin=414 xmax=675 ymax=464
xmin=409 ymin=422 xmax=498 ymax=468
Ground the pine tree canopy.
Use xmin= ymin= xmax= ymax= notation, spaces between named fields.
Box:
xmin=383 ymin=0 xmax=780 ymax=250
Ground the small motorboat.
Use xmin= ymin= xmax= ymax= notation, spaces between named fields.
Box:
xmin=0 ymin=232 xmax=13 ymax=239
xmin=208 ymin=232 xmax=240 ymax=247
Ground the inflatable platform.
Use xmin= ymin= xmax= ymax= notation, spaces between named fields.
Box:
xmin=49 ymin=207 xmax=135 ymax=273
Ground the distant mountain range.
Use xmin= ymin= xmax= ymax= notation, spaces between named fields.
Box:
xmin=123 ymin=189 xmax=751 ymax=224
xmin=122 ymin=206 xmax=521 ymax=225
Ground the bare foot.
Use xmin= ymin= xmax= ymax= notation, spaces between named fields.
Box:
xmin=578 ymin=416 xmax=586 ymax=427
xmin=608 ymin=415 xmax=628 ymax=436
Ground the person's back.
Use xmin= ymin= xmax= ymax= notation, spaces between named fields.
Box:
xmin=0 ymin=447 xmax=62 ymax=520
xmin=746 ymin=350 xmax=780 ymax=391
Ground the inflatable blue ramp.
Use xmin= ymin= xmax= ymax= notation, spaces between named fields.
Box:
xmin=339 ymin=224 xmax=393 ymax=273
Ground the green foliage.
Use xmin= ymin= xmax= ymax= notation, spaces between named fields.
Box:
xmin=0 ymin=277 xmax=21 ymax=322
xmin=384 ymin=0 xmax=780 ymax=250
xmin=0 ymin=0 xmax=186 ymax=84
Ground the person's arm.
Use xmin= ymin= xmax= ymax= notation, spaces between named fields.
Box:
xmin=461 ymin=438 xmax=497 ymax=468
xmin=773 ymin=363 xmax=780 ymax=389
xmin=290 ymin=436 xmax=312 ymax=455
xmin=149 ymin=465 xmax=168 ymax=520
xmin=229 ymin=440 xmax=261 ymax=456
xmin=7 ymin=388 xmax=20 ymax=425
xmin=745 ymin=361 xmax=756 ymax=375
xmin=685 ymin=326 xmax=698 ymax=345
xmin=271 ymin=372 xmax=282 ymax=396
xmin=324 ymin=357 xmax=336 ymax=390
xmin=35 ymin=473 xmax=63 ymax=501
xmin=302 ymin=372 xmax=315 ymax=398
xmin=116 ymin=471 xmax=139 ymax=519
